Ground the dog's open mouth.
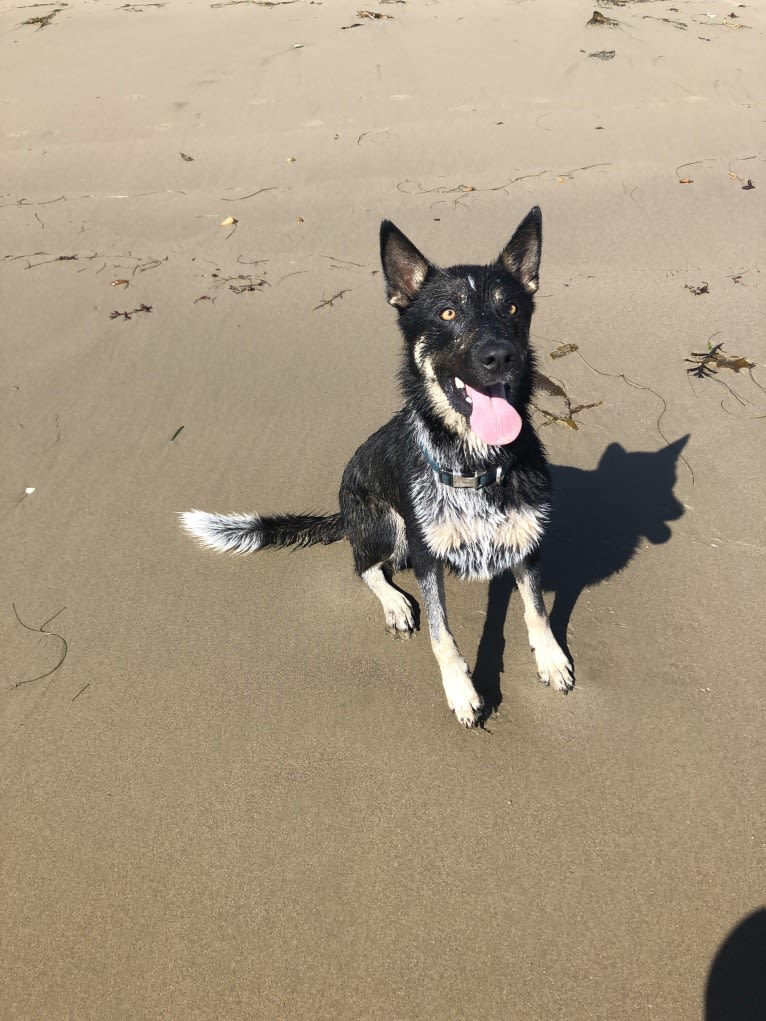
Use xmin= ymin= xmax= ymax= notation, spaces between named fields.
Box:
xmin=447 ymin=377 xmax=523 ymax=446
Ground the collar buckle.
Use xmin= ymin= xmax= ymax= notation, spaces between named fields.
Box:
xmin=421 ymin=445 xmax=505 ymax=490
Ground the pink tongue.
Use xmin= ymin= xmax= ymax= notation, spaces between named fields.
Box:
xmin=464 ymin=383 xmax=523 ymax=445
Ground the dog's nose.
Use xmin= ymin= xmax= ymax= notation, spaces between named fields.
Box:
xmin=477 ymin=341 xmax=513 ymax=374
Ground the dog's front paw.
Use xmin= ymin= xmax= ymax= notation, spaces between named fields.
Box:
xmin=384 ymin=589 xmax=416 ymax=638
xmin=443 ymin=671 xmax=484 ymax=728
xmin=533 ymin=636 xmax=574 ymax=692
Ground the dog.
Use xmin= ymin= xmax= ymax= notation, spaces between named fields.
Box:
xmin=180 ymin=207 xmax=574 ymax=727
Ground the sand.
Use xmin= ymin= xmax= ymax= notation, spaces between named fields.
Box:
xmin=1 ymin=1 xmax=764 ymax=1018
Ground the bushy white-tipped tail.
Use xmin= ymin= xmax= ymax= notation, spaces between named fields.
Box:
xmin=180 ymin=508 xmax=345 ymax=553
xmin=179 ymin=509 xmax=264 ymax=555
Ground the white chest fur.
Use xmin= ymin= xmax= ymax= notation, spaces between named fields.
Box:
xmin=412 ymin=478 xmax=549 ymax=580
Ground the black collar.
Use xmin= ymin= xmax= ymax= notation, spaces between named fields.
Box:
xmin=419 ymin=443 xmax=507 ymax=489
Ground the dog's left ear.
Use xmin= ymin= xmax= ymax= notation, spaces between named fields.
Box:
xmin=380 ymin=220 xmax=432 ymax=309
xmin=497 ymin=206 xmax=542 ymax=294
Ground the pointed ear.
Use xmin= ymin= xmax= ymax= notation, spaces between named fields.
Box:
xmin=497 ymin=206 xmax=542 ymax=293
xmin=598 ymin=442 xmax=625 ymax=469
xmin=664 ymin=434 xmax=690 ymax=456
xmin=380 ymin=220 xmax=432 ymax=309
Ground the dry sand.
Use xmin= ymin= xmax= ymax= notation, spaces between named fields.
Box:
xmin=1 ymin=1 xmax=765 ymax=1018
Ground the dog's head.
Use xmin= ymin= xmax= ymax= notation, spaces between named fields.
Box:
xmin=381 ymin=208 xmax=542 ymax=448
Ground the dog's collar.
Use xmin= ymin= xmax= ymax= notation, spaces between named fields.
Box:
xmin=419 ymin=444 xmax=507 ymax=489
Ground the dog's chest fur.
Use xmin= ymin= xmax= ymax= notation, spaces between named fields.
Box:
xmin=410 ymin=474 xmax=548 ymax=581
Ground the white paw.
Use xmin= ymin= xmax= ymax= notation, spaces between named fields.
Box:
xmin=443 ymin=670 xmax=484 ymax=728
xmin=532 ymin=635 xmax=574 ymax=692
xmin=383 ymin=589 xmax=416 ymax=637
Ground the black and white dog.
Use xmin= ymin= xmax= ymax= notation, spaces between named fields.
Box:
xmin=181 ymin=208 xmax=573 ymax=727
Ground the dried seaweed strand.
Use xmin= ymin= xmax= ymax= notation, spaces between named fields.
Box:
xmin=11 ymin=604 xmax=69 ymax=688
xmin=686 ymin=341 xmax=766 ymax=418
xmin=576 ymin=351 xmax=695 ymax=484
xmin=220 ymin=187 xmax=278 ymax=202
xmin=313 ymin=289 xmax=350 ymax=311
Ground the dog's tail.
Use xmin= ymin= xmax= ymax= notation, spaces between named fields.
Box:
xmin=179 ymin=509 xmax=346 ymax=555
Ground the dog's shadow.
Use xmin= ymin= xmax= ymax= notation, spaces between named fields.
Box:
xmin=473 ymin=437 xmax=689 ymax=710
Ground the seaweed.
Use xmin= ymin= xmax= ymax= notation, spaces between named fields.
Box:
xmin=575 ymin=350 xmax=695 ymax=483
xmin=685 ymin=342 xmax=765 ymax=418
xmin=11 ymin=605 xmax=68 ymax=689
xmin=110 ymin=303 xmax=153 ymax=321
xmin=22 ymin=6 xmax=65 ymax=30
xmin=532 ymin=371 xmax=602 ymax=430
xmin=313 ymin=289 xmax=350 ymax=311
xmin=550 ymin=343 xmax=579 ymax=360
xmin=587 ymin=11 xmax=618 ymax=26
xmin=686 ymin=343 xmax=754 ymax=379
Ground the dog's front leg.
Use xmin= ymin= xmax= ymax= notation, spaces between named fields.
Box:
xmin=512 ymin=554 xmax=574 ymax=692
xmin=416 ymin=562 xmax=484 ymax=728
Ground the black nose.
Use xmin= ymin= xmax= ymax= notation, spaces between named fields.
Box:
xmin=477 ymin=341 xmax=513 ymax=374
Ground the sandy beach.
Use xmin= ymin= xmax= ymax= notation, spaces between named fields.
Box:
xmin=1 ymin=1 xmax=764 ymax=1018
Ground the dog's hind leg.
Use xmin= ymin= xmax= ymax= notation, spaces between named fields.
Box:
xmin=361 ymin=563 xmax=416 ymax=637
xmin=512 ymin=555 xmax=574 ymax=692
xmin=416 ymin=563 xmax=484 ymax=728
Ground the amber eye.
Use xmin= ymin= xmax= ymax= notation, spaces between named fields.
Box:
xmin=440 ymin=308 xmax=457 ymax=321
xmin=509 ymin=304 xmax=518 ymax=316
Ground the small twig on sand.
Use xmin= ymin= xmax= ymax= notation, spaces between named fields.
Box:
xmin=313 ymin=289 xmax=350 ymax=311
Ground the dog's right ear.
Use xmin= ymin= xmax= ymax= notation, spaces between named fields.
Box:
xmin=380 ymin=220 xmax=432 ymax=309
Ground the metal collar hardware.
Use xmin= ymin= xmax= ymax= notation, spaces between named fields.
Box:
xmin=419 ymin=445 xmax=506 ymax=490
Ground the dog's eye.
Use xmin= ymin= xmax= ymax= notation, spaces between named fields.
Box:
xmin=440 ymin=308 xmax=457 ymax=321
xmin=509 ymin=304 xmax=518 ymax=316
